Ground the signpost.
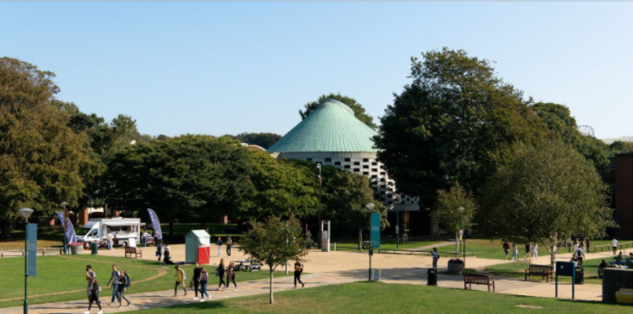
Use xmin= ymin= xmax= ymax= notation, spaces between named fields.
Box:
xmin=555 ymin=261 xmax=576 ymax=299
xmin=369 ymin=213 xmax=380 ymax=281
xmin=27 ymin=224 xmax=37 ymax=277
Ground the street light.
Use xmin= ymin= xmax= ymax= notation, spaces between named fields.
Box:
xmin=458 ymin=206 xmax=465 ymax=265
xmin=60 ymin=202 xmax=68 ymax=254
xmin=20 ymin=208 xmax=34 ymax=314
xmin=366 ymin=203 xmax=375 ymax=281
xmin=316 ymin=163 xmax=322 ymax=248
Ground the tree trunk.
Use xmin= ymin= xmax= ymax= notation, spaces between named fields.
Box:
xmin=430 ymin=211 xmax=440 ymax=240
xmin=169 ymin=220 xmax=174 ymax=239
xmin=0 ymin=219 xmax=13 ymax=240
xmin=269 ymin=270 xmax=274 ymax=304
xmin=549 ymin=234 xmax=558 ymax=267
xmin=358 ymin=228 xmax=363 ymax=252
xmin=455 ymin=231 xmax=460 ymax=256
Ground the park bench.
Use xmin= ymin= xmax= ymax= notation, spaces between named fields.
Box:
xmin=124 ymin=247 xmax=142 ymax=258
xmin=524 ymin=265 xmax=553 ymax=282
xmin=464 ymin=274 xmax=495 ymax=292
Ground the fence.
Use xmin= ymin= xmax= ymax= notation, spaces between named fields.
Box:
xmin=330 ymin=244 xmax=472 ymax=257
xmin=0 ymin=247 xmax=66 ymax=258
xmin=594 ymin=242 xmax=633 ymax=253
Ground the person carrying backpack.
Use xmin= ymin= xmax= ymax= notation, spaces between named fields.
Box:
xmin=85 ymin=278 xmax=103 ymax=314
xmin=117 ymin=270 xmax=131 ymax=307
xmin=173 ymin=265 xmax=187 ymax=297
xmin=432 ymin=247 xmax=440 ymax=269
xmin=106 ymin=264 xmax=121 ymax=305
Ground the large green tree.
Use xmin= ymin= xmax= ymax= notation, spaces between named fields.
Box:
xmin=233 ymin=132 xmax=281 ymax=149
xmin=104 ymin=135 xmax=251 ymax=237
xmin=0 ymin=58 xmax=94 ymax=238
xmin=299 ymin=93 xmax=377 ymax=129
xmin=435 ymin=182 xmax=476 ymax=255
xmin=609 ymin=140 xmax=633 ymax=154
xmin=479 ymin=141 xmax=615 ymax=265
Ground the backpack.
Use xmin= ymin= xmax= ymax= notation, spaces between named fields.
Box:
xmin=125 ymin=274 xmax=131 ymax=287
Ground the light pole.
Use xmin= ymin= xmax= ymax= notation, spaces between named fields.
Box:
xmin=60 ymin=202 xmax=68 ymax=254
xmin=458 ymin=206 xmax=465 ymax=264
xmin=393 ymin=195 xmax=400 ymax=249
xmin=316 ymin=163 xmax=322 ymax=249
xmin=366 ymin=202 xmax=375 ymax=281
xmin=20 ymin=208 xmax=34 ymax=314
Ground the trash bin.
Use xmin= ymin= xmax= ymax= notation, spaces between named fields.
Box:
xmin=91 ymin=242 xmax=99 ymax=255
xmin=575 ymin=266 xmax=584 ymax=284
xmin=70 ymin=245 xmax=78 ymax=255
xmin=428 ymin=268 xmax=437 ymax=286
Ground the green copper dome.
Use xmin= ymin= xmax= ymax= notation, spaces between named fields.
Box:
xmin=268 ymin=99 xmax=378 ymax=153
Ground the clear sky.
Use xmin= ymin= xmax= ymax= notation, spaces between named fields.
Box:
xmin=1 ymin=2 xmax=631 ymax=139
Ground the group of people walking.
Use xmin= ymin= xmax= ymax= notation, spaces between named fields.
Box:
xmin=503 ymin=240 xmax=540 ymax=262
xmin=84 ymin=264 xmax=132 ymax=314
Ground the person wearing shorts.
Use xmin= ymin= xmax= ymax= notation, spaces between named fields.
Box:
xmin=612 ymin=238 xmax=618 ymax=255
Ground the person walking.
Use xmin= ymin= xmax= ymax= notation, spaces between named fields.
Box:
xmin=106 ymin=264 xmax=121 ymax=306
xmin=199 ymin=268 xmax=211 ymax=302
xmin=217 ymin=258 xmax=227 ymax=290
xmin=532 ymin=242 xmax=539 ymax=261
xmin=117 ymin=270 xmax=131 ymax=307
xmin=192 ymin=262 xmax=202 ymax=300
xmin=572 ymin=239 xmax=579 ymax=254
xmin=85 ymin=278 xmax=103 ymax=314
xmin=86 ymin=265 xmax=96 ymax=304
xmin=174 ymin=265 xmax=187 ymax=297
xmin=612 ymin=238 xmax=618 ymax=255
xmin=216 ymin=237 xmax=223 ymax=257
xmin=226 ymin=236 xmax=233 ymax=257
xmin=294 ymin=259 xmax=304 ymax=288
xmin=226 ymin=261 xmax=238 ymax=291
xmin=585 ymin=238 xmax=592 ymax=253
xmin=576 ymin=244 xmax=585 ymax=266
xmin=524 ymin=242 xmax=531 ymax=261
xmin=432 ymin=247 xmax=440 ymax=269
xmin=502 ymin=240 xmax=510 ymax=260
xmin=156 ymin=241 xmax=163 ymax=264
xmin=106 ymin=232 xmax=114 ymax=250
xmin=511 ymin=243 xmax=519 ymax=262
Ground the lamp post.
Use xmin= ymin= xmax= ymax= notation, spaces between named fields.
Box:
xmin=366 ymin=202 xmax=375 ymax=281
xmin=316 ymin=163 xmax=322 ymax=249
xmin=20 ymin=208 xmax=34 ymax=314
xmin=60 ymin=202 xmax=68 ymax=254
xmin=393 ymin=195 xmax=400 ymax=249
xmin=458 ymin=206 xmax=465 ymax=265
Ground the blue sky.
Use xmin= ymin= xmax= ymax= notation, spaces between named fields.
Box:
xmin=1 ymin=2 xmax=631 ymax=139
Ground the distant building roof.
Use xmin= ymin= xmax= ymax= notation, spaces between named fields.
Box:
xmin=268 ymin=99 xmax=378 ymax=153
xmin=601 ymin=136 xmax=633 ymax=144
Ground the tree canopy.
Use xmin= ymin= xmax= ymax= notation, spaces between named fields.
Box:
xmin=232 ymin=132 xmax=282 ymax=149
xmin=299 ymin=93 xmax=377 ymax=129
xmin=435 ymin=182 xmax=476 ymax=254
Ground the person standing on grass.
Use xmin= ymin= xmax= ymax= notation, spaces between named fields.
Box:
xmin=502 ymin=240 xmax=510 ymax=260
xmin=612 ymin=238 xmax=618 ymax=255
xmin=117 ymin=270 xmax=131 ymax=307
xmin=294 ymin=259 xmax=304 ymax=288
xmin=226 ymin=236 xmax=233 ymax=257
xmin=86 ymin=265 xmax=96 ymax=304
xmin=217 ymin=258 xmax=227 ymax=290
xmin=216 ymin=237 xmax=223 ymax=257
xmin=511 ymin=243 xmax=519 ymax=262
xmin=192 ymin=262 xmax=202 ymax=300
xmin=524 ymin=242 xmax=531 ymax=261
xmin=532 ymin=242 xmax=539 ymax=261
xmin=199 ymin=268 xmax=211 ymax=302
xmin=85 ymin=278 xmax=103 ymax=314
xmin=174 ymin=265 xmax=187 ymax=297
xmin=226 ymin=261 xmax=238 ymax=291
xmin=432 ymin=247 xmax=440 ymax=269
xmin=106 ymin=264 xmax=121 ymax=306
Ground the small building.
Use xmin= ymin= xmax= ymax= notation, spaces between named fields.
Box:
xmin=614 ymin=153 xmax=633 ymax=239
xmin=185 ymin=230 xmax=211 ymax=264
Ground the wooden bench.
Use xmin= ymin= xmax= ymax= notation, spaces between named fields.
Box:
xmin=464 ymin=274 xmax=495 ymax=292
xmin=124 ymin=247 xmax=142 ymax=258
xmin=524 ymin=265 xmax=553 ymax=282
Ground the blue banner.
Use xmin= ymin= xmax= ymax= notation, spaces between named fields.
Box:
xmin=56 ymin=211 xmax=65 ymax=229
xmin=370 ymin=213 xmax=380 ymax=249
xmin=27 ymin=224 xmax=37 ymax=277
xmin=147 ymin=208 xmax=162 ymax=241
xmin=56 ymin=212 xmax=77 ymax=245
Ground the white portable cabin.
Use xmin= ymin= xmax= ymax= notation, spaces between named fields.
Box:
xmin=78 ymin=217 xmax=141 ymax=246
xmin=185 ymin=230 xmax=211 ymax=264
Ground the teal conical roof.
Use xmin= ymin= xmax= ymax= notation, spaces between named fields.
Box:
xmin=268 ymin=99 xmax=378 ymax=153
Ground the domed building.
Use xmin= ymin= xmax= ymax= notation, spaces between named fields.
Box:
xmin=268 ymin=99 xmax=420 ymax=233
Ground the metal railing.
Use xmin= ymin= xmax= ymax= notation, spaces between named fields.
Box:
xmin=594 ymin=242 xmax=633 ymax=253
xmin=0 ymin=247 xmax=66 ymax=258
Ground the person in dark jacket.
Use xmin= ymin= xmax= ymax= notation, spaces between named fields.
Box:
xmin=85 ymin=278 xmax=103 ymax=314
xmin=192 ymin=262 xmax=202 ymax=300
xmin=117 ymin=270 xmax=131 ymax=307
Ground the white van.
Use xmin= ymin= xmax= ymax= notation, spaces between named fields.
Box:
xmin=77 ymin=217 xmax=141 ymax=247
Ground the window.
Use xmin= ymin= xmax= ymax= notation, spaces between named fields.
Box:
xmin=307 ymin=158 xmax=313 ymax=161
xmin=325 ymin=158 xmax=332 ymax=162
xmin=363 ymin=165 xmax=369 ymax=169
xmin=363 ymin=158 xmax=369 ymax=162
xmin=335 ymin=161 xmax=341 ymax=166
xmin=363 ymin=172 xmax=369 ymax=175
xmin=380 ymin=172 xmax=386 ymax=176
xmin=372 ymin=168 xmax=378 ymax=172
xmin=380 ymin=165 xmax=384 ymax=169
xmin=353 ymin=168 xmax=360 ymax=172
xmin=344 ymin=158 xmax=351 ymax=162
xmin=344 ymin=165 xmax=350 ymax=169
xmin=372 ymin=162 xmax=377 ymax=166
xmin=353 ymin=161 xmax=360 ymax=166
xmin=380 ymin=191 xmax=386 ymax=195
xmin=388 ymin=201 xmax=393 ymax=205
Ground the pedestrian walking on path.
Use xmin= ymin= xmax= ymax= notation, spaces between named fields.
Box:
xmin=216 ymin=237 xmax=223 ymax=257
xmin=226 ymin=236 xmax=233 ymax=257
xmin=227 ymin=261 xmax=238 ymax=291
xmin=217 ymin=258 xmax=227 ymax=290
xmin=106 ymin=264 xmax=121 ymax=305
xmin=199 ymin=268 xmax=211 ymax=302
xmin=85 ymin=278 xmax=103 ymax=314
xmin=612 ymin=238 xmax=618 ymax=255
xmin=511 ymin=243 xmax=518 ymax=262
xmin=106 ymin=232 xmax=114 ymax=250
xmin=86 ymin=265 xmax=96 ymax=303
xmin=294 ymin=260 xmax=304 ymax=288
xmin=156 ymin=241 xmax=163 ymax=264
xmin=532 ymin=243 xmax=538 ymax=261
xmin=503 ymin=240 xmax=510 ymax=260
xmin=173 ymin=265 xmax=187 ymax=297
xmin=524 ymin=242 xmax=531 ymax=261
xmin=586 ymin=238 xmax=592 ymax=253
xmin=117 ymin=270 xmax=131 ymax=307
xmin=192 ymin=262 xmax=202 ymax=300
xmin=432 ymin=247 xmax=440 ymax=269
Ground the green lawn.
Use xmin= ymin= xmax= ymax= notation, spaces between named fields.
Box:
xmin=122 ymin=281 xmax=630 ymax=314
xmin=485 ymin=258 xmax=605 ymax=284
xmin=0 ymin=255 xmax=287 ymax=308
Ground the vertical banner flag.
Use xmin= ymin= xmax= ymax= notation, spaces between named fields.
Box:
xmin=27 ymin=224 xmax=37 ymax=276
xmin=56 ymin=211 xmax=66 ymax=230
xmin=147 ymin=208 xmax=162 ymax=241
xmin=65 ymin=217 xmax=78 ymax=245
xmin=370 ymin=213 xmax=381 ymax=249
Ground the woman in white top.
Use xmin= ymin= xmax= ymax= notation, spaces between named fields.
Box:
xmin=532 ymin=243 xmax=538 ymax=261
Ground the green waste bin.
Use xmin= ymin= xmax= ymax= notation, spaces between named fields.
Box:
xmin=91 ymin=242 xmax=99 ymax=255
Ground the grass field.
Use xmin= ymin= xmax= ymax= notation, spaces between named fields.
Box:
xmin=122 ymin=281 xmax=630 ymax=314
xmin=0 ymin=255 xmax=287 ymax=308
